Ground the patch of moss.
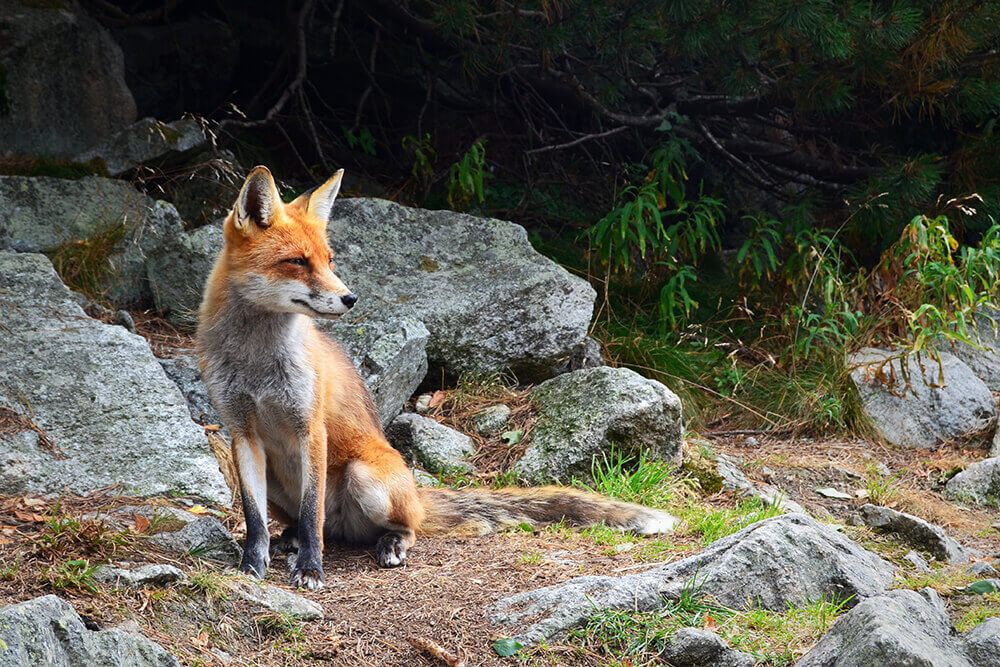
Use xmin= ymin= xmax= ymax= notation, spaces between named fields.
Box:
xmin=0 ymin=156 xmax=108 ymax=179
xmin=418 ymin=255 xmax=440 ymax=272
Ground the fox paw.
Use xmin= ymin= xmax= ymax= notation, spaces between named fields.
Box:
xmin=376 ymin=533 xmax=408 ymax=568
xmin=289 ymin=551 xmax=324 ymax=590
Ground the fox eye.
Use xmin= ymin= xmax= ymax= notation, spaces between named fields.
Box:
xmin=284 ymin=257 xmax=308 ymax=267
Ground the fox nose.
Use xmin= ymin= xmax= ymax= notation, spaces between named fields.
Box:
xmin=341 ymin=293 xmax=358 ymax=309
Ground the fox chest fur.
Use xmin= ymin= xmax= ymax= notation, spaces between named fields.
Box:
xmin=200 ymin=296 xmax=316 ymax=505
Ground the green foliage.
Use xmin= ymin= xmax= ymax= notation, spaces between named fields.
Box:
xmin=682 ymin=497 xmax=784 ymax=546
xmin=575 ymin=446 xmax=688 ymax=509
xmin=48 ymin=558 xmax=99 ymax=593
xmin=343 ymin=126 xmax=376 ymax=156
xmin=446 ymin=138 xmax=487 ymax=210
xmin=401 ymin=133 xmax=436 ymax=195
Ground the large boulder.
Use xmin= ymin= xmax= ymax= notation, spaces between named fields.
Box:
xmin=0 ymin=176 xmax=182 ymax=305
xmin=492 ymin=514 xmax=894 ymax=644
xmin=319 ymin=318 xmax=429 ymax=426
xmin=385 ymin=413 xmax=475 ymax=474
xmin=945 ymin=456 xmax=1000 ymax=507
xmin=796 ymin=589 xmax=971 ymax=667
xmin=513 ymin=366 xmax=683 ymax=483
xmin=327 ymin=198 xmax=596 ymax=379
xmin=951 ymin=308 xmax=1000 ymax=391
xmin=77 ymin=117 xmax=208 ymax=176
xmin=0 ymin=2 xmax=136 ymax=156
xmin=963 ymin=618 xmax=1000 ymax=667
xmin=848 ymin=347 xmax=995 ymax=448
xmin=0 ymin=595 xmax=178 ymax=667
xmin=0 ymin=252 xmax=229 ymax=504
xmin=145 ymin=223 xmax=220 ymax=326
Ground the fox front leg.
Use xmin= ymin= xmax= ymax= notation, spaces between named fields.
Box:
xmin=289 ymin=425 xmax=327 ymax=590
xmin=233 ymin=433 xmax=270 ymax=578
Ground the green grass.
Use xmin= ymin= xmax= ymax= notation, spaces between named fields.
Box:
xmin=187 ymin=569 xmax=231 ymax=603
xmin=956 ymin=592 xmax=1000 ymax=632
xmin=863 ymin=464 xmax=903 ymax=505
xmin=897 ymin=564 xmax=980 ymax=595
xmin=256 ymin=612 xmax=309 ymax=659
xmin=575 ymin=446 xmax=689 ymax=508
xmin=47 ymin=558 xmax=100 ymax=593
xmin=680 ymin=497 xmax=785 ymax=546
xmin=566 ymin=579 xmax=849 ymax=667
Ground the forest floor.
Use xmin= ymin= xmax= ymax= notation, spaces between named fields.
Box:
xmin=1 ymin=431 xmax=997 ymax=666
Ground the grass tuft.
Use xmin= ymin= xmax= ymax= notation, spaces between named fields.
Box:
xmin=47 ymin=222 xmax=127 ymax=302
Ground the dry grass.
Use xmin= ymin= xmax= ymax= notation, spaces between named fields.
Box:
xmin=131 ymin=310 xmax=196 ymax=357
xmin=423 ymin=374 xmax=537 ymax=480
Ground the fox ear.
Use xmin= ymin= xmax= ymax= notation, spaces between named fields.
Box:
xmin=234 ymin=166 xmax=282 ymax=232
xmin=304 ymin=169 xmax=344 ymax=223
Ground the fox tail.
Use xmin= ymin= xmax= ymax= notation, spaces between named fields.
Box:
xmin=417 ymin=485 xmax=678 ymax=537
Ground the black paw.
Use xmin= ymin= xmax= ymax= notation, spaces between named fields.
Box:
xmin=376 ymin=533 xmax=408 ymax=568
xmin=289 ymin=550 xmax=324 ymax=590
xmin=273 ymin=525 xmax=300 ymax=554
xmin=239 ymin=550 xmax=269 ymax=578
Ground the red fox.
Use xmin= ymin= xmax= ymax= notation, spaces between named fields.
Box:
xmin=197 ymin=166 xmax=678 ymax=589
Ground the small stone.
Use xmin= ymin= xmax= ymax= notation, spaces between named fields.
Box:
xmin=904 ymin=550 xmax=932 ymax=573
xmin=94 ymin=564 xmax=186 ymax=588
xmin=150 ymin=517 xmax=242 ymax=566
xmin=415 ymin=394 xmax=433 ymax=413
xmin=876 ymin=462 xmax=893 ymax=477
xmin=613 ymin=543 xmax=635 ymax=553
xmin=861 ymin=504 xmax=970 ymax=564
xmin=743 ymin=436 xmax=760 ymax=448
xmin=227 ymin=577 xmax=323 ymax=621
xmin=968 ymin=561 xmax=999 ymax=576
xmin=470 ymin=404 xmax=512 ymax=435
xmin=385 ymin=414 xmax=474 ymax=474
xmin=661 ymin=628 xmax=755 ymax=667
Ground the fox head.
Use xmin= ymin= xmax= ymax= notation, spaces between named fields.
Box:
xmin=221 ymin=166 xmax=356 ymax=318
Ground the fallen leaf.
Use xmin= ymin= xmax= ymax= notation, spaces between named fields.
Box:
xmin=191 ymin=630 xmax=210 ymax=648
xmin=963 ymin=580 xmax=999 ymax=595
xmin=501 ymin=430 xmax=523 ymax=445
xmin=428 ymin=390 xmax=447 ymax=409
xmin=13 ymin=510 xmax=47 ymax=523
xmin=21 ymin=497 xmax=45 ymax=508
xmin=187 ymin=505 xmax=209 ymax=515
xmin=492 ymin=638 xmax=523 ymax=657
xmin=815 ymin=487 xmax=853 ymax=500
xmin=133 ymin=514 xmax=150 ymax=534
xmin=703 ymin=613 xmax=717 ymax=629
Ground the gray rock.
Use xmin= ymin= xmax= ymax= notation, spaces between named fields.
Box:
xmin=320 ymin=317 xmax=429 ymax=426
xmin=904 ymin=550 xmax=932 ymax=573
xmin=150 ymin=517 xmax=241 ymax=565
xmin=385 ymin=414 xmax=474 ymax=474
xmin=327 ymin=198 xmax=596 ymax=379
xmin=77 ymin=117 xmax=208 ymax=176
xmin=848 ymin=347 xmax=995 ymax=448
xmin=0 ymin=2 xmax=136 ymax=156
xmin=860 ymin=503 xmax=970 ymax=563
xmin=94 ymin=564 xmax=187 ymax=588
xmin=968 ymin=561 xmax=998 ymax=576
xmin=992 ymin=427 xmax=1000 ymax=458
xmin=661 ymin=628 xmax=755 ymax=667
xmin=0 ymin=176 xmax=184 ymax=306
xmin=962 ymin=618 xmax=1000 ymax=667
xmin=951 ymin=308 xmax=1000 ymax=391
xmin=552 ymin=336 xmax=605 ymax=375
xmin=0 ymin=252 xmax=229 ymax=504
xmin=492 ymin=514 xmax=894 ymax=644
xmin=227 ymin=578 xmax=323 ymax=621
xmin=158 ymin=351 xmax=224 ymax=428
xmin=513 ymin=366 xmax=682 ymax=483
xmin=0 ymin=595 xmax=177 ymax=667
xmin=470 ymin=404 xmax=511 ymax=435
xmin=717 ymin=454 xmax=807 ymax=514
xmin=796 ymin=589 xmax=972 ymax=667
xmin=146 ymin=223 xmax=221 ymax=327
xmin=946 ymin=457 xmax=1000 ymax=507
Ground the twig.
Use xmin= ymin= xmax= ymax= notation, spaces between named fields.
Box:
xmin=219 ymin=0 xmax=316 ymax=130
xmin=407 ymin=637 xmax=467 ymax=667
xmin=525 ymin=125 xmax=629 ymax=155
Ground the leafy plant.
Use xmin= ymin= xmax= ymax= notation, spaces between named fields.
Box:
xmin=446 ymin=138 xmax=487 ymax=210
xmin=343 ymin=126 xmax=377 ymax=156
